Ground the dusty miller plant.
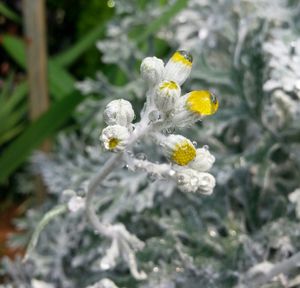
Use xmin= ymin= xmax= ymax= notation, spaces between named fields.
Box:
xmin=2 ymin=0 xmax=300 ymax=287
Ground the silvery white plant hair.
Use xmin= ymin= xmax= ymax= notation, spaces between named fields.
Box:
xmin=24 ymin=51 xmax=219 ymax=281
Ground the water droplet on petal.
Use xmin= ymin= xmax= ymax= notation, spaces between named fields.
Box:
xmin=149 ymin=173 xmax=158 ymax=182
xmin=177 ymin=175 xmax=185 ymax=184
xmin=166 ymin=127 xmax=175 ymax=134
xmin=136 ymin=153 xmax=147 ymax=160
xmin=192 ymin=141 xmax=197 ymax=147
xmin=203 ymin=145 xmax=209 ymax=150
xmin=169 ymin=169 xmax=176 ymax=177
xmin=148 ymin=110 xmax=161 ymax=122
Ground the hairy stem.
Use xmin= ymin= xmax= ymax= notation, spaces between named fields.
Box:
xmin=24 ymin=204 xmax=68 ymax=262
xmin=85 ymin=123 xmax=153 ymax=238
xmin=85 ymin=153 xmax=123 ymax=237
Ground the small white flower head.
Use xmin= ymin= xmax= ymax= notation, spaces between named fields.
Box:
xmin=67 ymin=196 xmax=85 ymax=213
xmin=140 ymin=56 xmax=164 ymax=84
xmin=189 ymin=147 xmax=215 ymax=172
xmin=154 ymin=80 xmax=181 ymax=112
xmin=173 ymin=90 xmax=219 ymax=126
xmin=161 ymin=135 xmax=196 ymax=166
xmin=164 ymin=50 xmax=193 ymax=85
xmin=104 ymin=99 xmax=135 ymax=127
xmin=100 ymin=125 xmax=130 ymax=152
xmin=175 ymin=169 xmax=215 ymax=194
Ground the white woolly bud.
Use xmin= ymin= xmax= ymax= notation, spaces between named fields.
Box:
xmin=67 ymin=196 xmax=85 ymax=213
xmin=100 ymin=125 xmax=130 ymax=151
xmin=164 ymin=50 xmax=193 ymax=85
xmin=140 ymin=56 xmax=164 ymax=84
xmin=176 ymin=169 xmax=215 ymax=195
xmin=160 ymin=135 xmax=196 ymax=166
xmin=154 ymin=80 xmax=181 ymax=112
xmin=176 ymin=168 xmax=202 ymax=193
xmin=189 ymin=147 xmax=215 ymax=172
xmin=104 ymin=99 xmax=135 ymax=127
xmin=196 ymin=172 xmax=216 ymax=195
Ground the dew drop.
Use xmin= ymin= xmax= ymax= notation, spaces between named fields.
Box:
xmin=192 ymin=141 xmax=197 ymax=147
xmin=177 ymin=175 xmax=185 ymax=184
xmin=126 ymin=150 xmax=134 ymax=156
xmin=169 ymin=169 xmax=176 ymax=177
xmin=149 ymin=173 xmax=158 ymax=182
xmin=169 ymin=112 xmax=175 ymax=118
xmin=136 ymin=153 xmax=146 ymax=160
xmin=107 ymin=0 xmax=115 ymax=8
xmin=203 ymin=145 xmax=209 ymax=150
xmin=148 ymin=110 xmax=161 ymax=122
xmin=166 ymin=127 xmax=175 ymax=134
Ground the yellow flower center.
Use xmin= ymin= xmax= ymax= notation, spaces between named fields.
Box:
xmin=108 ymin=138 xmax=120 ymax=149
xmin=159 ymin=81 xmax=178 ymax=91
xmin=171 ymin=51 xmax=193 ymax=67
xmin=172 ymin=140 xmax=196 ymax=166
xmin=186 ymin=90 xmax=219 ymax=116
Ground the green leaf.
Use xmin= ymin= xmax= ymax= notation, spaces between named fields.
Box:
xmin=133 ymin=0 xmax=188 ymax=44
xmin=0 ymin=82 xmax=28 ymax=116
xmin=48 ymin=61 xmax=76 ymax=99
xmin=0 ymin=91 xmax=84 ymax=183
xmin=0 ymin=3 xmax=21 ymax=23
xmin=1 ymin=35 xmax=76 ymax=99
xmin=1 ymin=35 xmax=26 ymax=67
xmin=53 ymin=24 xmax=105 ymax=67
xmin=0 ymin=104 xmax=27 ymax=134
xmin=0 ymin=124 xmax=24 ymax=146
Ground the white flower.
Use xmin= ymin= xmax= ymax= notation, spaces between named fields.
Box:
xmin=67 ymin=196 xmax=85 ymax=213
xmin=176 ymin=169 xmax=215 ymax=194
xmin=154 ymin=80 xmax=181 ymax=112
xmin=189 ymin=147 xmax=215 ymax=172
xmin=100 ymin=125 xmax=130 ymax=151
xmin=104 ymin=99 xmax=135 ymax=127
xmin=173 ymin=90 xmax=219 ymax=127
xmin=164 ymin=50 xmax=193 ymax=85
xmin=160 ymin=135 xmax=196 ymax=166
xmin=140 ymin=56 xmax=164 ymax=84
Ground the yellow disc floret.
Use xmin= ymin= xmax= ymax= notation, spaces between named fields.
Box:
xmin=171 ymin=140 xmax=196 ymax=166
xmin=171 ymin=51 xmax=193 ymax=67
xmin=186 ymin=90 xmax=219 ymax=116
xmin=159 ymin=81 xmax=179 ymax=91
xmin=108 ymin=138 xmax=120 ymax=150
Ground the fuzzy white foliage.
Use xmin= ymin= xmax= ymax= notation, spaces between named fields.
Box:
xmin=86 ymin=278 xmax=119 ymax=288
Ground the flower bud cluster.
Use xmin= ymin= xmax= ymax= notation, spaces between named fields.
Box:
xmin=100 ymin=50 xmax=219 ymax=196
xmin=100 ymin=99 xmax=135 ymax=151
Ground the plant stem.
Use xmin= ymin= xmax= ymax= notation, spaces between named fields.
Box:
xmin=24 ymin=204 xmax=68 ymax=262
xmin=85 ymin=152 xmax=123 ymax=237
xmin=85 ymin=123 xmax=153 ymax=238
